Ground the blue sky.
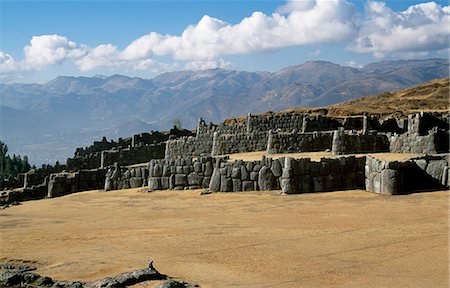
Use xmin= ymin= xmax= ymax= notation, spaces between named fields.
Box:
xmin=0 ymin=0 xmax=448 ymax=83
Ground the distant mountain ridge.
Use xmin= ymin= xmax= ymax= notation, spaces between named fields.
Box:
xmin=0 ymin=58 xmax=448 ymax=164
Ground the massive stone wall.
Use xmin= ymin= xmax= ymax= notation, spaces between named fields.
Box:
xmin=165 ymin=135 xmax=213 ymax=160
xmin=208 ymin=156 xmax=366 ymax=193
xmin=101 ymin=143 xmax=165 ymax=167
xmin=47 ymin=169 xmax=107 ymax=198
xmin=105 ymin=156 xmax=215 ymax=191
xmin=365 ymin=155 xmax=449 ymax=195
xmin=267 ymin=131 xmax=333 ymax=154
xmin=214 ymin=132 xmax=268 ymax=155
xmin=67 ymin=153 xmax=102 ymax=171
xmin=332 ymin=128 xmax=390 ymax=155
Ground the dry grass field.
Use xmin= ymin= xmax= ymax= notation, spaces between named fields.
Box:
xmin=225 ymin=78 xmax=449 ymax=124
xmin=0 ymin=187 xmax=448 ymax=288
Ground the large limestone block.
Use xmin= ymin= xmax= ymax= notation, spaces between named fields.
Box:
xmin=220 ymin=176 xmax=233 ymax=192
xmin=426 ymin=160 xmax=447 ymax=182
xmin=130 ymin=177 xmax=143 ymax=188
xmin=380 ymin=169 xmax=399 ymax=195
xmin=188 ymin=172 xmax=201 ymax=186
xmin=148 ymin=177 xmax=160 ymax=190
xmin=232 ymin=179 xmax=242 ymax=192
xmin=258 ymin=166 xmax=276 ymax=191
xmin=231 ymin=167 xmax=241 ymax=179
xmin=270 ymin=159 xmax=282 ymax=178
xmin=174 ymin=174 xmax=187 ymax=186
xmin=242 ymin=181 xmax=254 ymax=191
xmin=205 ymin=161 xmax=213 ymax=177
xmin=208 ymin=168 xmax=221 ymax=192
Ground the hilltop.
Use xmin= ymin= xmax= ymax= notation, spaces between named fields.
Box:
xmin=226 ymin=77 xmax=449 ymax=124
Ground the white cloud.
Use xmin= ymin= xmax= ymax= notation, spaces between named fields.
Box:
xmin=23 ymin=35 xmax=85 ymax=69
xmin=308 ymin=49 xmax=321 ymax=56
xmin=1 ymin=0 xmax=449 ymax=82
xmin=75 ymin=44 xmax=120 ymax=72
xmin=349 ymin=1 xmax=450 ymax=56
xmin=344 ymin=60 xmax=363 ymax=68
xmin=184 ymin=59 xmax=233 ymax=70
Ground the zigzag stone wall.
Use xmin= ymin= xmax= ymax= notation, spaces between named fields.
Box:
xmin=267 ymin=131 xmax=333 ymax=154
xmin=101 ymin=143 xmax=165 ymax=167
xmin=365 ymin=155 xmax=449 ymax=195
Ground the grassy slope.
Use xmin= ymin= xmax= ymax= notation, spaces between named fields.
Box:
xmin=225 ymin=78 xmax=449 ymax=124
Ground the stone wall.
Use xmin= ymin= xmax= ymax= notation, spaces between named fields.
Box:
xmin=165 ymin=135 xmax=213 ymax=160
xmin=209 ymin=156 xmax=365 ymax=194
xmin=332 ymin=128 xmax=390 ymax=155
xmin=267 ymin=131 xmax=333 ymax=154
xmin=365 ymin=155 xmax=449 ymax=195
xmin=213 ymin=132 xmax=268 ymax=156
xmin=67 ymin=153 xmax=102 ymax=171
xmin=47 ymin=169 xmax=107 ymax=198
xmin=105 ymin=156 xmax=216 ymax=191
xmin=101 ymin=143 xmax=165 ymax=167
xmin=389 ymin=130 xmax=438 ymax=154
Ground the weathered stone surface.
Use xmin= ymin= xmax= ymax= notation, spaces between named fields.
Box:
xmin=193 ymin=162 xmax=202 ymax=173
xmin=130 ymin=177 xmax=143 ymax=188
xmin=174 ymin=174 xmax=187 ymax=186
xmin=380 ymin=169 xmax=399 ymax=195
xmin=153 ymin=164 xmax=162 ymax=177
xmin=242 ymin=181 xmax=254 ymax=191
xmin=204 ymin=161 xmax=213 ymax=177
xmin=250 ymin=171 xmax=259 ymax=181
xmin=187 ymin=172 xmax=201 ymax=186
xmin=414 ymin=159 xmax=428 ymax=171
xmin=231 ymin=167 xmax=241 ymax=179
xmin=258 ymin=166 xmax=275 ymax=191
xmin=426 ymin=160 xmax=447 ymax=182
xmin=220 ymin=176 xmax=233 ymax=192
xmin=209 ymin=168 xmax=221 ymax=192
xmin=156 ymin=279 xmax=198 ymax=288
xmin=373 ymin=174 xmax=381 ymax=193
xmin=169 ymin=174 xmax=175 ymax=190
xmin=161 ymin=177 xmax=170 ymax=190
xmin=92 ymin=268 xmax=165 ymax=287
xmin=270 ymin=159 xmax=282 ymax=177
xmin=202 ymin=176 xmax=211 ymax=188
xmin=148 ymin=177 xmax=161 ymax=190
xmin=299 ymin=175 xmax=312 ymax=193
xmin=241 ymin=166 xmax=249 ymax=181
xmin=232 ymin=179 xmax=242 ymax=192
xmin=313 ymin=176 xmax=324 ymax=192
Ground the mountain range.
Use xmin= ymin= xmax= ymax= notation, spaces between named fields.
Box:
xmin=0 ymin=58 xmax=448 ymax=164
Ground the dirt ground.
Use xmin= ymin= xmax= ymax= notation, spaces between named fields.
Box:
xmin=0 ymin=188 xmax=448 ymax=287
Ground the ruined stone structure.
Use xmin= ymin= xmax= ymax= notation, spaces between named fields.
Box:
xmin=1 ymin=111 xmax=448 ymax=205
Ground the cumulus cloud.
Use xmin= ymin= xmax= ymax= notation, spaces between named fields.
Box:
xmin=23 ymin=35 xmax=86 ymax=69
xmin=1 ymin=0 xmax=449 ymax=81
xmin=349 ymin=1 xmax=450 ymax=56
